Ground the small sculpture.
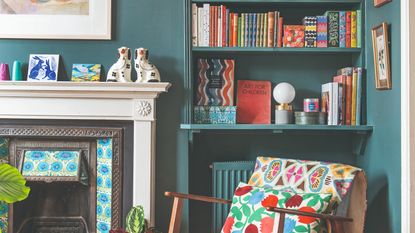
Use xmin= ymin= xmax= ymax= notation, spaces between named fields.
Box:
xmin=107 ymin=47 xmax=132 ymax=82
xmin=134 ymin=48 xmax=161 ymax=83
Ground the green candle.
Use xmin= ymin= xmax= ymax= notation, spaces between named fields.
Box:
xmin=12 ymin=61 xmax=22 ymax=81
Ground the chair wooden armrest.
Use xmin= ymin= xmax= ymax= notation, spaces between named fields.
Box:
xmin=165 ymin=192 xmax=352 ymax=233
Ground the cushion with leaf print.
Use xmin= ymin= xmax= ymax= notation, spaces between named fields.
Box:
xmin=221 ymin=182 xmax=332 ymax=233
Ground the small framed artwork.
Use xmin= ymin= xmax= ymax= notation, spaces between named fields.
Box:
xmin=374 ymin=0 xmax=392 ymax=7
xmin=27 ymin=54 xmax=60 ymax=82
xmin=372 ymin=22 xmax=391 ymax=90
xmin=71 ymin=64 xmax=102 ymax=82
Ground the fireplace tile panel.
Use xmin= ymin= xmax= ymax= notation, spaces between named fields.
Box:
xmin=21 ymin=151 xmax=81 ymax=177
xmin=96 ymin=139 xmax=113 ymax=233
xmin=0 ymin=138 xmax=8 ymax=233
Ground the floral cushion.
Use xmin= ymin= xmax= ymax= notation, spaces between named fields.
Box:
xmin=221 ymin=182 xmax=332 ymax=233
xmin=248 ymin=157 xmax=361 ymax=209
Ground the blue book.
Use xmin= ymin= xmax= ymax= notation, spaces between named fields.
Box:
xmin=252 ymin=13 xmax=257 ymax=47
xmin=339 ymin=11 xmax=346 ymax=48
xmin=356 ymin=67 xmax=363 ymax=125
xmin=247 ymin=13 xmax=253 ymax=47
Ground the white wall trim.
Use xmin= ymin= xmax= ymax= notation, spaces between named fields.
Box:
xmin=401 ymin=0 xmax=410 ymax=231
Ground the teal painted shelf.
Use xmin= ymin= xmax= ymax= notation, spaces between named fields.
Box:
xmin=192 ymin=0 xmax=361 ymax=3
xmin=193 ymin=47 xmax=362 ymax=53
xmin=181 ymin=124 xmax=373 ymax=133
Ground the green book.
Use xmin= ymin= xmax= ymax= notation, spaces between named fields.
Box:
xmin=356 ymin=10 xmax=362 ymax=48
xmin=241 ymin=13 xmax=245 ymax=47
xmin=256 ymin=13 xmax=261 ymax=47
xmin=238 ymin=16 xmax=242 ymax=47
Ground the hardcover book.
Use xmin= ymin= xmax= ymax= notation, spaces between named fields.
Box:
xmin=351 ymin=11 xmax=357 ymax=48
xmin=267 ymin=12 xmax=275 ymax=47
xmin=326 ymin=11 xmax=339 ymax=47
xmin=194 ymin=106 xmax=236 ymax=124
xmin=337 ymin=67 xmax=354 ymax=125
xmin=192 ymin=3 xmax=198 ymax=46
xmin=339 ymin=11 xmax=346 ymax=48
xmin=333 ymin=75 xmax=347 ymax=125
xmin=277 ymin=16 xmax=283 ymax=47
xmin=316 ymin=15 xmax=328 ymax=47
xmin=322 ymin=82 xmax=339 ymax=125
xmin=346 ymin=11 xmax=351 ymax=48
xmin=303 ymin=16 xmax=317 ymax=47
xmin=351 ymin=68 xmax=358 ymax=125
xmin=236 ymin=80 xmax=271 ymax=124
xmin=196 ymin=59 xmax=235 ymax=106
xmin=356 ymin=67 xmax=364 ymax=125
xmin=357 ymin=10 xmax=362 ymax=48
xmin=283 ymin=25 xmax=305 ymax=48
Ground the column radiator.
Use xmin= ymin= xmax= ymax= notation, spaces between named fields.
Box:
xmin=211 ymin=161 xmax=256 ymax=233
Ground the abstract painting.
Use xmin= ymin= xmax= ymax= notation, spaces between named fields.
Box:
xmin=0 ymin=0 xmax=89 ymax=15
xmin=71 ymin=64 xmax=101 ymax=82
xmin=0 ymin=0 xmax=111 ymax=39
xmin=27 ymin=54 xmax=59 ymax=82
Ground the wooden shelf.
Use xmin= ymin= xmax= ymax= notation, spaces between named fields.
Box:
xmin=192 ymin=0 xmax=361 ymax=4
xmin=193 ymin=47 xmax=362 ymax=53
xmin=181 ymin=124 xmax=373 ymax=133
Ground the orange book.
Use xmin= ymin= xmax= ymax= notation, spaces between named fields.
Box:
xmin=345 ymin=75 xmax=352 ymax=125
xmin=267 ymin=12 xmax=275 ymax=47
xmin=222 ymin=6 xmax=227 ymax=47
xmin=236 ymin=80 xmax=271 ymax=124
xmin=277 ymin=16 xmax=283 ymax=47
xmin=229 ymin=13 xmax=234 ymax=46
xmin=232 ymin=13 xmax=239 ymax=47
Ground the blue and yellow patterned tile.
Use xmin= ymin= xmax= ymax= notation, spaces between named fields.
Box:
xmin=97 ymin=138 xmax=113 ymax=233
xmin=49 ymin=151 xmax=80 ymax=177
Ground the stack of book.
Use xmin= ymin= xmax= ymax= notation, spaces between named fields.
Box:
xmin=192 ymin=4 xmax=283 ymax=47
xmin=321 ymin=67 xmax=365 ymax=126
xmin=284 ymin=11 xmax=362 ymax=48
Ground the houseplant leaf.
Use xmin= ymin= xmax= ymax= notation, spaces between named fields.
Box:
xmin=0 ymin=164 xmax=30 ymax=204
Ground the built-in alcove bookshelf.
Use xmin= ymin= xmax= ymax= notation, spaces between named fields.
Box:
xmin=182 ymin=0 xmax=371 ymax=232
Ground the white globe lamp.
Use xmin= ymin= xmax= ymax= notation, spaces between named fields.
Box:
xmin=273 ymin=82 xmax=296 ymax=124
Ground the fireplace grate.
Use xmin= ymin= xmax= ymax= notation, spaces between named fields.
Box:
xmin=17 ymin=217 xmax=88 ymax=233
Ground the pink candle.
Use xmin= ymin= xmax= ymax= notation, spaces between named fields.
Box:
xmin=0 ymin=64 xmax=10 ymax=81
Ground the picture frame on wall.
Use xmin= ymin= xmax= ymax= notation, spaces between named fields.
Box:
xmin=0 ymin=0 xmax=111 ymax=40
xmin=374 ymin=0 xmax=392 ymax=7
xmin=372 ymin=22 xmax=391 ymax=90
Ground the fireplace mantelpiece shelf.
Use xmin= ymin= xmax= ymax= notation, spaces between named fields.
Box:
xmin=0 ymin=81 xmax=171 ymax=228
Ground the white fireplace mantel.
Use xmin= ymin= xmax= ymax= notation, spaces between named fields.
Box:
xmin=0 ymin=81 xmax=171 ymax=227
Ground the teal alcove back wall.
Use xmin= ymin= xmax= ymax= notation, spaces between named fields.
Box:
xmin=0 ymin=0 xmax=402 ymax=232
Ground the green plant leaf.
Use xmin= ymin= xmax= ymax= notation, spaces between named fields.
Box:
xmin=125 ymin=205 xmax=145 ymax=233
xmin=0 ymin=164 xmax=30 ymax=204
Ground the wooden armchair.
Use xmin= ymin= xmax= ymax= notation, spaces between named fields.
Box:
xmin=164 ymin=191 xmax=353 ymax=233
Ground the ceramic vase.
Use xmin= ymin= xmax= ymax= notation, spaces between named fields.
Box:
xmin=12 ymin=61 xmax=23 ymax=81
xmin=0 ymin=64 xmax=10 ymax=81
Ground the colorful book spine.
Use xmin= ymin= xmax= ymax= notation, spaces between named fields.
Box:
xmin=356 ymin=67 xmax=363 ymax=125
xmin=339 ymin=11 xmax=346 ymax=48
xmin=256 ymin=13 xmax=261 ymax=47
xmin=226 ymin=9 xmax=230 ymax=47
xmin=247 ymin=13 xmax=253 ymax=47
xmin=337 ymin=67 xmax=353 ymax=125
xmin=326 ymin=11 xmax=339 ymax=47
xmin=333 ymin=75 xmax=347 ymax=125
xmin=241 ymin=13 xmax=245 ymax=47
xmin=222 ymin=6 xmax=227 ymax=47
xmin=217 ymin=6 xmax=222 ymax=47
xmin=263 ymin=13 xmax=268 ymax=47
xmin=214 ymin=6 xmax=218 ymax=47
xmin=351 ymin=68 xmax=358 ymax=125
xmin=252 ymin=13 xmax=257 ymax=47
xmin=357 ymin=10 xmax=362 ymax=48
xmin=346 ymin=11 xmax=351 ymax=48
xmin=238 ymin=16 xmax=242 ymax=47
xmin=303 ymin=16 xmax=317 ymax=48
xmin=232 ymin=13 xmax=238 ymax=47
xmin=245 ymin=13 xmax=249 ymax=47
xmin=351 ymin=11 xmax=357 ymax=48
xmin=267 ymin=12 xmax=275 ymax=47
xmin=192 ymin=4 xmax=198 ymax=46
xmin=316 ymin=16 xmax=328 ymax=48
xmin=277 ymin=16 xmax=283 ymax=47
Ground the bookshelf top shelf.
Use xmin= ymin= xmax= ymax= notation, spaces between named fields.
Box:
xmin=193 ymin=47 xmax=362 ymax=54
xmin=192 ymin=0 xmax=361 ymax=4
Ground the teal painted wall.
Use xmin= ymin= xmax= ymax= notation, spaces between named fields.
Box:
xmin=359 ymin=1 xmax=401 ymax=233
xmin=0 ymin=0 xmax=186 ymax=232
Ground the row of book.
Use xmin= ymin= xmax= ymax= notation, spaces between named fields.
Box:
xmin=322 ymin=67 xmax=365 ymax=126
xmin=192 ymin=4 xmax=283 ymax=48
xmin=192 ymin=3 xmax=362 ymax=49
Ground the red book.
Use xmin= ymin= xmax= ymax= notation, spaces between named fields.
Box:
xmin=333 ymin=75 xmax=347 ymax=125
xmin=213 ymin=6 xmax=218 ymax=47
xmin=267 ymin=12 xmax=275 ymax=47
xmin=229 ymin=13 xmax=234 ymax=46
xmin=222 ymin=6 xmax=227 ymax=47
xmin=346 ymin=11 xmax=351 ymax=48
xmin=277 ymin=16 xmax=283 ymax=47
xmin=236 ymin=80 xmax=271 ymax=124
xmin=209 ymin=6 xmax=214 ymax=47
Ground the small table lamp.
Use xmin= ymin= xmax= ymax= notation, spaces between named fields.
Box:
xmin=273 ymin=82 xmax=296 ymax=124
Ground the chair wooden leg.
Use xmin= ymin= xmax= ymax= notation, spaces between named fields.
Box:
xmin=330 ymin=220 xmax=345 ymax=233
xmin=277 ymin=213 xmax=286 ymax=233
xmin=168 ymin=197 xmax=184 ymax=233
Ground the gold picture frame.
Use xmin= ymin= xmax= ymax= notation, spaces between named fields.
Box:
xmin=372 ymin=22 xmax=391 ymax=90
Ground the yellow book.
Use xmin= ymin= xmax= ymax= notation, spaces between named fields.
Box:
xmin=351 ymin=11 xmax=357 ymax=48
xmin=351 ymin=69 xmax=357 ymax=125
